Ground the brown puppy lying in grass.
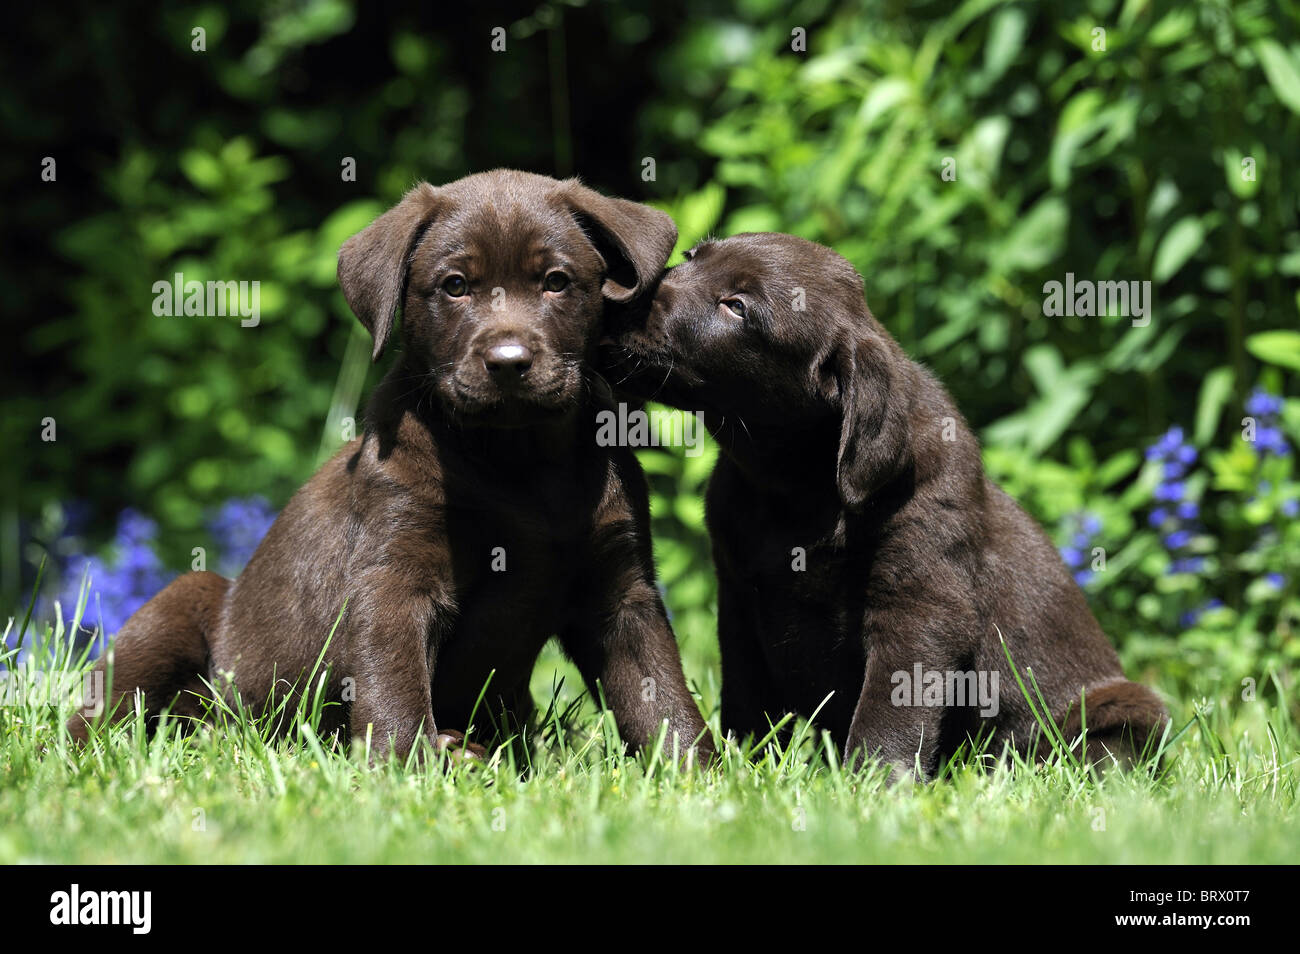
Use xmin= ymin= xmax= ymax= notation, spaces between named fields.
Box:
xmin=68 ymin=170 xmax=712 ymax=766
xmin=606 ymin=232 xmax=1168 ymax=779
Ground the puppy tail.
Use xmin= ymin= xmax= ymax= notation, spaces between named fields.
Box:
xmin=67 ymin=570 xmax=229 ymax=744
xmin=1060 ymin=679 xmax=1169 ymax=770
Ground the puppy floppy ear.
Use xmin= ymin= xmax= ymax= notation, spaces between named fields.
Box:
xmin=832 ymin=333 xmax=914 ymax=510
xmin=338 ymin=182 xmax=442 ymax=361
xmin=557 ymin=180 xmax=677 ymax=302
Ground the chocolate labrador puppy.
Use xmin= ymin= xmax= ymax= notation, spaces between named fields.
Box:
xmin=606 ymin=232 xmax=1167 ymax=779
xmin=69 ymin=170 xmax=712 ymax=765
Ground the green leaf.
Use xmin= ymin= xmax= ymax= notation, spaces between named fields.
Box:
xmin=1147 ymin=8 xmax=1196 ymax=47
xmin=1049 ymin=89 xmax=1103 ymax=188
xmin=986 ymin=349 xmax=1100 ymax=453
xmin=661 ymin=183 xmax=726 ymax=261
xmin=319 ymin=200 xmax=385 ymax=249
xmin=722 ymin=205 xmax=782 ymax=235
xmin=1256 ymin=40 xmax=1300 ymax=115
xmin=856 ymin=77 xmax=912 ymax=126
xmin=179 ymin=150 xmax=224 ymax=191
xmin=1153 ymin=216 xmax=1204 ymax=282
xmin=673 ymin=492 xmax=706 ymax=530
xmin=1246 ymin=330 xmax=1300 ymax=371
xmin=998 ymin=196 xmax=1068 ymax=272
xmin=1096 ymin=450 xmax=1140 ymax=489
xmin=1223 ymin=147 xmax=1261 ymax=200
xmin=1194 ymin=366 xmax=1234 ymax=444
xmin=1023 ymin=344 xmax=1064 ymax=394
xmin=1025 ymin=378 xmax=1093 ymax=453
xmin=963 ymin=115 xmax=1011 ymax=180
xmin=983 ymin=6 xmax=1027 ymax=82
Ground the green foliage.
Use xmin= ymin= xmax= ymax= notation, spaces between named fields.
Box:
xmin=640 ymin=0 xmax=1300 ymax=705
xmin=6 ymin=0 xmax=1299 ymax=714
xmin=8 ymin=0 xmax=660 ymax=579
xmin=41 ymin=136 xmax=375 ymax=562
xmin=648 ymin=0 xmax=1298 ymax=438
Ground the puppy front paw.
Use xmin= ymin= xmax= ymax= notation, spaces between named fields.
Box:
xmin=435 ymin=728 xmax=488 ymax=763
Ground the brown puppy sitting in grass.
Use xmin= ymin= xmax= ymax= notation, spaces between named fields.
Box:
xmin=68 ymin=170 xmax=713 ymax=766
xmin=606 ymin=232 xmax=1168 ymax=779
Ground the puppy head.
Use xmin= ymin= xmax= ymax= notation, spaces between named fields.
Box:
xmin=338 ymin=170 xmax=675 ymax=427
xmin=608 ymin=233 xmax=912 ymax=507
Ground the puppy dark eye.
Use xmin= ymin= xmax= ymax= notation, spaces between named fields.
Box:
xmin=544 ymin=271 xmax=569 ymax=292
xmin=443 ymin=275 xmax=468 ymax=297
xmin=721 ymin=298 xmax=747 ymax=319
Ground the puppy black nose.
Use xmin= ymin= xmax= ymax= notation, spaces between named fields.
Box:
xmin=483 ymin=342 xmax=534 ymax=378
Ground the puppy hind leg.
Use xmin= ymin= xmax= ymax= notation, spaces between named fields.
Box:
xmin=1060 ymin=679 xmax=1169 ymax=770
xmin=67 ymin=571 xmax=230 ymax=743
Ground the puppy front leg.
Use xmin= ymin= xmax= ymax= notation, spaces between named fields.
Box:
xmin=844 ymin=635 xmax=949 ymax=782
xmin=716 ymin=572 xmax=784 ymax=748
xmin=563 ymin=576 xmax=714 ymax=764
xmin=345 ymin=583 xmax=447 ymax=764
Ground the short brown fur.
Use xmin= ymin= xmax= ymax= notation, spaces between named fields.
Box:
xmin=606 ymin=232 xmax=1167 ymax=778
xmin=69 ymin=171 xmax=712 ymax=764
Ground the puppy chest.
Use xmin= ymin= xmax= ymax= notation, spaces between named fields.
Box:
xmin=442 ymin=505 xmax=580 ymax=612
xmin=723 ymin=527 xmax=856 ymax=602
xmin=726 ymin=538 xmax=866 ymax=681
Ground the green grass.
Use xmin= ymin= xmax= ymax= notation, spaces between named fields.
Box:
xmin=2 ymin=616 xmax=1297 ymax=865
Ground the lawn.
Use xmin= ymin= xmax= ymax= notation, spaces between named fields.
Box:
xmin=2 ymin=627 xmax=1295 ymax=865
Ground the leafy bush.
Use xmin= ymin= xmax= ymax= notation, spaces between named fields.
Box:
xmin=638 ymin=0 xmax=1300 ymax=702
xmin=7 ymin=0 xmax=1299 ymax=710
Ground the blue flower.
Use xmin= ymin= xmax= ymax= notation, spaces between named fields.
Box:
xmin=47 ymin=509 xmax=175 ymax=655
xmin=1059 ymin=512 xmax=1102 ymax=589
xmin=1170 ymin=557 xmax=1205 ymax=575
xmin=1145 ymin=427 xmax=1209 ymax=577
xmin=1245 ymin=390 xmax=1290 ymax=457
xmin=1245 ymin=389 xmax=1284 ymax=419
xmin=1154 ymin=481 xmax=1186 ymax=503
xmin=1181 ymin=598 xmax=1225 ymax=628
xmin=208 ymin=496 xmax=278 ymax=576
xmin=116 ymin=508 xmax=158 ymax=547
xmin=1255 ymin=426 xmax=1290 ymax=456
